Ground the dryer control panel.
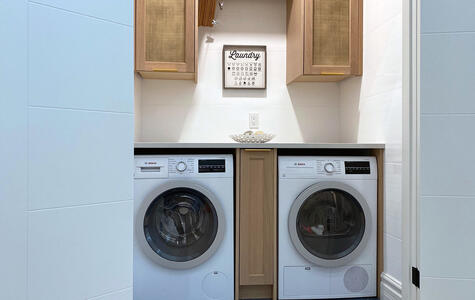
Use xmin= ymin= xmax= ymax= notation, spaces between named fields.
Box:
xmin=279 ymin=156 xmax=377 ymax=180
xmin=316 ymin=160 xmax=343 ymax=175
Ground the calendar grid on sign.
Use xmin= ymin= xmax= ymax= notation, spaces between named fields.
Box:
xmin=222 ymin=45 xmax=267 ymax=89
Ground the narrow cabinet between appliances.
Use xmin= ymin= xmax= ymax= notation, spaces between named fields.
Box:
xmin=287 ymin=0 xmax=363 ymax=83
xmin=135 ymin=0 xmax=197 ymax=80
xmin=236 ymin=149 xmax=277 ymax=299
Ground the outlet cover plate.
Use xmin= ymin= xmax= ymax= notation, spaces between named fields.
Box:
xmin=249 ymin=113 xmax=259 ymax=129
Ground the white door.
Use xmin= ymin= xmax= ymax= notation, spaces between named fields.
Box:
xmin=414 ymin=0 xmax=475 ymax=299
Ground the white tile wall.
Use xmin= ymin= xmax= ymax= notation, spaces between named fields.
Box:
xmin=28 ymin=3 xmax=133 ymax=113
xmin=28 ymin=108 xmax=133 ymax=210
xmin=384 ymin=163 xmax=402 ymax=240
xmin=25 ymin=1 xmax=134 ymax=299
xmin=339 ymin=77 xmax=361 ymax=143
xmin=383 ymin=233 xmax=402 ymax=282
xmin=339 ymin=0 xmax=402 ymax=285
xmin=137 ymin=0 xmax=341 ymax=143
xmin=134 ymin=74 xmax=142 ymax=141
xmin=356 ymin=89 xmax=402 ymax=163
xmin=28 ymin=201 xmax=133 ymax=300
xmin=0 ymin=1 xmax=28 ymax=299
xmin=419 ymin=1 xmax=475 ymax=298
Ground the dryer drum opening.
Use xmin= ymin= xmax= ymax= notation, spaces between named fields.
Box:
xmin=296 ymin=188 xmax=365 ymax=260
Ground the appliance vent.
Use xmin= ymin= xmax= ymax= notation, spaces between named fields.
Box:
xmin=343 ymin=266 xmax=369 ymax=293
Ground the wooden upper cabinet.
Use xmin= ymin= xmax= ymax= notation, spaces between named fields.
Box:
xmin=135 ymin=0 xmax=197 ymax=80
xmin=287 ymin=0 xmax=362 ymax=83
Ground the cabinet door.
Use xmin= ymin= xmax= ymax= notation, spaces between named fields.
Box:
xmin=136 ymin=0 xmax=195 ymax=73
xmin=239 ymin=149 xmax=276 ymax=286
xmin=304 ymin=0 xmax=362 ymax=76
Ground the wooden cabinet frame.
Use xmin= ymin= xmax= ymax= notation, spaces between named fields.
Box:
xmin=287 ymin=0 xmax=363 ymax=83
xmin=235 ymin=149 xmax=277 ymax=300
xmin=135 ymin=0 xmax=197 ymax=80
xmin=235 ymin=148 xmax=384 ymax=299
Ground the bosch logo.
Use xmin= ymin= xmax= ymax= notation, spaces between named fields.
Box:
xmin=145 ymin=162 xmax=157 ymax=165
xmin=294 ymin=162 xmax=306 ymax=166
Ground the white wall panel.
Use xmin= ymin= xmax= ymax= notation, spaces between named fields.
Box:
xmin=421 ymin=0 xmax=475 ymax=33
xmin=88 ymin=288 xmax=133 ymax=300
xmin=421 ymin=277 xmax=475 ymax=300
xmin=28 ymin=201 xmax=133 ymax=300
xmin=421 ymin=115 xmax=475 ymax=196
xmin=30 ymin=0 xmax=132 ymax=26
xmin=0 ymin=0 xmax=28 ymax=299
xmin=28 ymin=107 xmax=133 ymax=210
xmin=26 ymin=1 xmax=134 ymax=299
xmin=419 ymin=1 xmax=475 ymax=298
xmin=420 ymin=196 xmax=475 ymax=278
xmin=29 ymin=3 xmax=133 ymax=113
xmin=421 ymin=33 xmax=475 ymax=114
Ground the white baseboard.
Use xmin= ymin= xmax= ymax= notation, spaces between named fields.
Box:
xmin=380 ymin=272 xmax=402 ymax=300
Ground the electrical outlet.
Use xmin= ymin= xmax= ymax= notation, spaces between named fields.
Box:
xmin=249 ymin=113 xmax=259 ymax=129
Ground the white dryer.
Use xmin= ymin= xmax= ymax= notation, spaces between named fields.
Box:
xmin=278 ymin=156 xmax=377 ymax=299
xmin=134 ymin=155 xmax=234 ymax=300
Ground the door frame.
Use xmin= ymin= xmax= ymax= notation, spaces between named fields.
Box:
xmin=402 ymin=0 xmax=420 ymax=299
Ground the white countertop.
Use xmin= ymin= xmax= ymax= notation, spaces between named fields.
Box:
xmin=134 ymin=142 xmax=385 ymax=149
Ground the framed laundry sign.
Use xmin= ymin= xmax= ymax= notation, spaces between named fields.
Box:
xmin=223 ymin=45 xmax=266 ymax=89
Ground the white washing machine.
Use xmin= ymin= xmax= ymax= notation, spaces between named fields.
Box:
xmin=134 ymin=155 xmax=234 ymax=300
xmin=278 ymin=156 xmax=377 ymax=299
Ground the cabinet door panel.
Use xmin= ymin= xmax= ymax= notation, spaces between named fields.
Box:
xmin=312 ymin=0 xmax=350 ymax=66
xmin=239 ymin=149 xmax=276 ymax=286
xmin=304 ymin=0 xmax=361 ymax=76
xmin=145 ymin=0 xmax=186 ymax=63
xmin=136 ymin=0 xmax=195 ymax=73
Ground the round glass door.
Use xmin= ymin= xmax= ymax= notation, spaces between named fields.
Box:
xmin=289 ymin=182 xmax=371 ymax=267
xmin=138 ymin=183 xmax=225 ymax=269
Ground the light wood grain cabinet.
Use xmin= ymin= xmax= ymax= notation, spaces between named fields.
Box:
xmin=287 ymin=0 xmax=362 ymax=83
xmin=236 ymin=149 xmax=277 ymax=300
xmin=135 ymin=0 xmax=197 ymax=80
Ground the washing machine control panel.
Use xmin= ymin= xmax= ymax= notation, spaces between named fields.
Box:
xmin=168 ymin=158 xmax=195 ymax=175
xmin=345 ymin=161 xmax=371 ymax=174
xmin=198 ymin=159 xmax=226 ymax=173
xmin=135 ymin=155 xmax=234 ymax=178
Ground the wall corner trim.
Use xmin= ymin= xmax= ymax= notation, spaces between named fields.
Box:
xmin=381 ymin=272 xmax=403 ymax=300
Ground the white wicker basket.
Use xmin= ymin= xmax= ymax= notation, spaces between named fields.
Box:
xmin=230 ymin=133 xmax=275 ymax=144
